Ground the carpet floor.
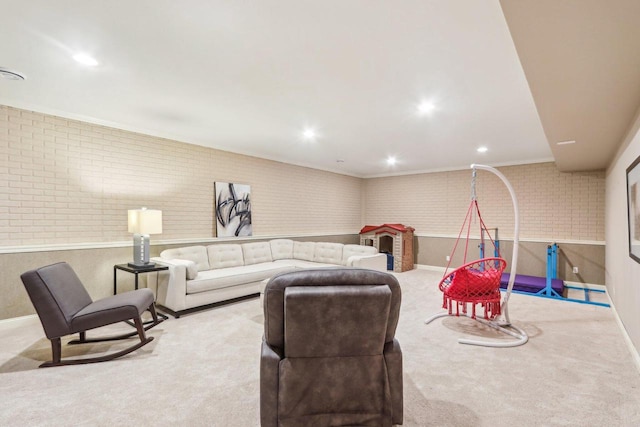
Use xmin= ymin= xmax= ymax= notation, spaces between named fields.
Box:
xmin=1 ymin=268 xmax=639 ymax=426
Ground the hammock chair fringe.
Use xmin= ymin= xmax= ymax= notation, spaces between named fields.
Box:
xmin=443 ymin=295 xmax=501 ymax=320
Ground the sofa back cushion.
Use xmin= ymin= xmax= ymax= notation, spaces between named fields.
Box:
xmin=270 ymin=239 xmax=294 ymax=260
xmin=242 ymin=242 xmax=273 ymax=265
xmin=207 ymin=244 xmax=244 ymax=269
xmin=160 ymin=246 xmax=210 ymax=272
xmin=313 ymin=242 xmax=344 ymax=264
xmin=342 ymin=244 xmax=379 ymax=265
xmin=293 ymin=241 xmax=316 ymax=261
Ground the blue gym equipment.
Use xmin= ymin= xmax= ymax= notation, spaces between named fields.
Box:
xmin=482 ymin=232 xmax=609 ymax=307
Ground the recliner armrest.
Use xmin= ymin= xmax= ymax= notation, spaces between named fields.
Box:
xmin=384 ymin=338 xmax=403 ymax=425
xmin=260 ymin=340 xmax=283 ymax=427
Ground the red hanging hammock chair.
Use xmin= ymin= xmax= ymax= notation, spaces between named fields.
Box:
xmin=427 ymin=164 xmax=528 ymax=348
xmin=439 ymin=198 xmax=506 ymax=320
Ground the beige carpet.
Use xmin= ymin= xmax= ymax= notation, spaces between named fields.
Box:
xmin=1 ymin=269 xmax=639 ymax=426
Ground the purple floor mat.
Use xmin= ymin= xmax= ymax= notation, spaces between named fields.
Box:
xmin=500 ymin=273 xmax=564 ymax=295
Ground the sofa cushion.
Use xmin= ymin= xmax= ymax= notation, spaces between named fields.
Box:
xmin=208 ymin=244 xmax=244 ymax=269
xmin=313 ymin=242 xmax=344 ymax=265
xmin=342 ymin=244 xmax=378 ymax=265
xmin=160 ymin=246 xmax=210 ymax=272
xmin=186 ymin=263 xmax=293 ymax=294
xmin=270 ymin=239 xmax=294 ymax=260
xmin=242 ymin=242 xmax=273 ymax=265
xmin=293 ymin=241 xmax=315 ymax=261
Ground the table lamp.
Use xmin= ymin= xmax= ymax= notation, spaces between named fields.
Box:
xmin=128 ymin=208 xmax=162 ymax=268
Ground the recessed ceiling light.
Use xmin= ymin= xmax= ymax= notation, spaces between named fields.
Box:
xmin=477 ymin=146 xmax=488 ymax=153
xmin=387 ymin=156 xmax=397 ymax=166
xmin=556 ymin=140 xmax=576 ymax=145
xmin=73 ymin=53 xmax=98 ymax=67
xmin=302 ymin=127 xmax=316 ymax=141
xmin=0 ymin=68 xmax=25 ymax=80
xmin=417 ymin=100 xmax=435 ymax=116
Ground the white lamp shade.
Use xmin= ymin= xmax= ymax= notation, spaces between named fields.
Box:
xmin=128 ymin=209 xmax=162 ymax=235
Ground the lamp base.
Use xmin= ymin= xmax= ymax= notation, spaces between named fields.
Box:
xmin=127 ymin=261 xmax=156 ymax=270
xmin=131 ymin=234 xmax=153 ymax=268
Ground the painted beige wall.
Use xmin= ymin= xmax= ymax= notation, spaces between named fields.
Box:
xmin=1 ymin=247 xmax=134 ymax=320
xmin=605 ymin=113 xmax=640 ymax=356
xmin=416 ymin=237 xmax=604 ymax=285
xmin=1 ymin=234 xmax=359 ymax=320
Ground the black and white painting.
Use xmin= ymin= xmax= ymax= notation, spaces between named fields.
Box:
xmin=215 ymin=182 xmax=252 ymax=237
xmin=627 ymin=156 xmax=640 ymax=263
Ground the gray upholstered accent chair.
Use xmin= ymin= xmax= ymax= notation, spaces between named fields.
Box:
xmin=261 ymin=268 xmax=403 ymax=427
xmin=21 ymin=262 xmax=163 ymax=368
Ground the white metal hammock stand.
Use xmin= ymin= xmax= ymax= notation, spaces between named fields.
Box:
xmin=425 ymin=164 xmax=529 ymax=347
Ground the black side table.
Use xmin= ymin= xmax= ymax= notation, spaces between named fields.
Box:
xmin=113 ymin=264 xmax=169 ymax=322
xmin=113 ymin=264 xmax=168 ymax=295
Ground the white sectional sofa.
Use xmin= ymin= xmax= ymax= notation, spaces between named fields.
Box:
xmin=147 ymin=239 xmax=386 ymax=317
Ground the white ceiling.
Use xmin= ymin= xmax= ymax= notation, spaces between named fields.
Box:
xmin=0 ymin=1 xmax=614 ymax=177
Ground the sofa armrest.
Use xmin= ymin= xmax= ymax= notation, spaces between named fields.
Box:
xmin=346 ymin=253 xmax=387 ymax=271
xmin=149 ymin=257 xmax=188 ymax=312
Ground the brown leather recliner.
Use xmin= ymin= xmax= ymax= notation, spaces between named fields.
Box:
xmin=260 ymin=268 xmax=403 ymax=427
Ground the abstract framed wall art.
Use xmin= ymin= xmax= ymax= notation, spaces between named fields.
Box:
xmin=627 ymin=155 xmax=640 ymax=263
xmin=215 ymin=182 xmax=252 ymax=237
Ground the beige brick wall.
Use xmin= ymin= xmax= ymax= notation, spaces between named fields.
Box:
xmin=0 ymin=104 xmax=604 ymax=248
xmin=0 ymin=105 xmax=362 ymax=246
xmin=363 ymin=163 xmax=605 ymax=241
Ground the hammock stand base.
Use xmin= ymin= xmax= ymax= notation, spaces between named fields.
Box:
xmin=425 ymin=311 xmax=529 ymax=348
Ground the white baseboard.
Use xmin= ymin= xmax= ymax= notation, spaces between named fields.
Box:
xmin=0 ymin=314 xmax=37 ymax=330
xmin=608 ymin=299 xmax=640 ymax=374
xmin=415 ymin=264 xmax=446 ymax=273
xmin=563 ymin=281 xmax=607 ymax=291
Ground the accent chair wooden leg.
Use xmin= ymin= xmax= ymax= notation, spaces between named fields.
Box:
xmin=42 ymin=333 xmax=154 ymax=368
xmin=148 ymin=303 xmax=159 ymax=323
xmin=50 ymin=337 xmax=61 ymax=365
xmin=133 ymin=317 xmax=147 ymax=342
